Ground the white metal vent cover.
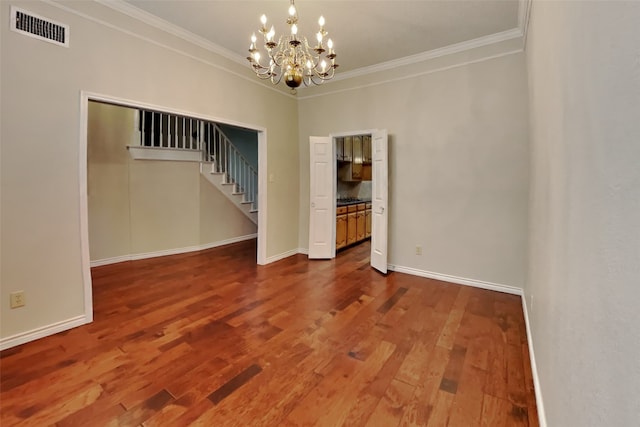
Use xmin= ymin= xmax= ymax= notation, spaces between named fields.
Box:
xmin=10 ymin=6 xmax=69 ymax=47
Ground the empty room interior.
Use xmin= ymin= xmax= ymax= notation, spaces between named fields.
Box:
xmin=1 ymin=0 xmax=638 ymax=426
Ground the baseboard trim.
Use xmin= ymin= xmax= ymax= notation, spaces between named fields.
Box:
xmin=388 ymin=264 xmax=524 ymax=296
xmin=297 ymin=248 xmax=309 ymax=255
xmin=0 ymin=315 xmax=88 ymax=351
xmin=521 ymin=295 xmax=548 ymax=427
xmin=265 ymin=248 xmax=300 ymax=264
xmin=90 ymin=234 xmax=258 ymax=267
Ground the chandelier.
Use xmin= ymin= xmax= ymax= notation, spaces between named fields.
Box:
xmin=247 ymin=0 xmax=338 ymax=93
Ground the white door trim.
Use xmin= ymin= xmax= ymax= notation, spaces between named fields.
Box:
xmin=329 ymin=129 xmax=388 ymax=268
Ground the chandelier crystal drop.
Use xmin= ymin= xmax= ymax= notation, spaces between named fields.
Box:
xmin=247 ymin=0 xmax=338 ymax=93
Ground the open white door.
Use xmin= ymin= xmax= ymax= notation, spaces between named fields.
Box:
xmin=371 ymin=129 xmax=388 ymax=273
xmin=308 ymin=136 xmax=335 ymax=259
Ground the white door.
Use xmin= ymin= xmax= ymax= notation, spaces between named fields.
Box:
xmin=371 ymin=129 xmax=389 ymax=273
xmin=308 ymin=136 xmax=335 ymax=259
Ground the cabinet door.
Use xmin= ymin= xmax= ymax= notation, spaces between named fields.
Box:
xmin=362 ymin=165 xmax=372 ymax=181
xmin=365 ymin=209 xmax=372 ymax=238
xmin=363 ymin=135 xmax=371 ymax=163
xmin=347 ymin=212 xmax=357 ymax=245
xmin=336 ymin=137 xmax=344 ymax=160
xmin=336 ymin=214 xmax=347 ymax=249
xmin=343 ymin=136 xmax=352 ymax=162
xmin=356 ymin=211 xmax=366 ymax=241
xmin=352 ymin=135 xmax=363 ymax=179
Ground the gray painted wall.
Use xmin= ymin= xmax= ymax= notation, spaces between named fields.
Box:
xmin=298 ymin=51 xmax=530 ymax=289
xmin=526 ymin=1 xmax=640 ymax=425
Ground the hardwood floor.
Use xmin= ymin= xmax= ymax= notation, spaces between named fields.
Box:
xmin=0 ymin=240 xmax=538 ymax=426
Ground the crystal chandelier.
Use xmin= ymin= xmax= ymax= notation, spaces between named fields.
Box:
xmin=247 ymin=0 xmax=338 ymax=93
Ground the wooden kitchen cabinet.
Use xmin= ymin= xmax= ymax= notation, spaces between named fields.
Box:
xmin=338 ymin=134 xmax=372 ymax=181
xmin=335 ymin=137 xmax=344 ymax=161
xmin=363 ymin=135 xmax=372 ymax=163
xmin=356 ymin=210 xmax=366 ymax=241
xmin=351 ymin=136 xmax=363 ymax=180
xmin=337 ymin=203 xmax=371 ymax=250
xmin=365 ymin=204 xmax=372 ymax=238
xmin=347 ymin=212 xmax=357 ymax=245
xmin=336 ymin=208 xmax=347 ymax=249
xmin=343 ymin=136 xmax=352 ymax=162
xmin=362 ymin=135 xmax=372 ymax=181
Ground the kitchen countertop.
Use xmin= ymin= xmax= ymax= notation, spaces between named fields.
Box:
xmin=336 ymin=199 xmax=371 ymax=207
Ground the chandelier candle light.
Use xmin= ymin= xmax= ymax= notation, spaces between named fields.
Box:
xmin=247 ymin=0 xmax=338 ymax=93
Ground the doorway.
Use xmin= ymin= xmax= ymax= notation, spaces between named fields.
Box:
xmin=308 ymin=130 xmax=388 ymax=273
xmin=79 ymin=91 xmax=268 ymax=320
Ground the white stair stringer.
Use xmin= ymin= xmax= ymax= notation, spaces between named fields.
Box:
xmin=200 ymin=162 xmax=258 ymax=225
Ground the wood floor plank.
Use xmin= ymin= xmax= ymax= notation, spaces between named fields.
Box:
xmin=0 ymin=239 xmax=538 ymax=426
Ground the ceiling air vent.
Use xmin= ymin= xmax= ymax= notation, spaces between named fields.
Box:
xmin=10 ymin=6 xmax=69 ymax=47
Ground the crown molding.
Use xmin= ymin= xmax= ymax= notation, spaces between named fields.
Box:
xmin=519 ymin=0 xmax=533 ymax=49
xmin=42 ymin=0 xmax=294 ymax=98
xmin=95 ymin=0 xmax=247 ymax=67
xmin=297 ymin=49 xmax=523 ymax=100
xmin=94 ymin=0 xmax=527 ymax=90
xmin=332 ymin=27 xmax=523 ymax=83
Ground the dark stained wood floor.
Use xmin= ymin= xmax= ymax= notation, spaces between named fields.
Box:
xmin=0 ymin=239 xmax=538 ymax=426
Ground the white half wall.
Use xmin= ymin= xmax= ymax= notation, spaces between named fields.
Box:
xmin=526 ymin=1 xmax=640 ymax=425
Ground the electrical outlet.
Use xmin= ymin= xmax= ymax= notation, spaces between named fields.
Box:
xmin=415 ymin=245 xmax=422 ymax=255
xmin=10 ymin=291 xmax=25 ymax=309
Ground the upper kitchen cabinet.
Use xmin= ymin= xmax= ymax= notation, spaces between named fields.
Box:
xmin=362 ymin=135 xmax=372 ymax=181
xmin=352 ymin=135 xmax=363 ymax=180
xmin=336 ymin=136 xmax=352 ymax=162
xmin=338 ymin=134 xmax=372 ymax=181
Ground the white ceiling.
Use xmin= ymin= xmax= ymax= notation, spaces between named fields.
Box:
xmin=121 ymin=0 xmax=521 ymax=74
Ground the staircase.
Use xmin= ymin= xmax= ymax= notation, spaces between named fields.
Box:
xmin=137 ymin=109 xmax=258 ymax=225
xmin=201 ymin=124 xmax=258 ymax=225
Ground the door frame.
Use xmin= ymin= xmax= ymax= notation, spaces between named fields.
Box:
xmin=329 ymin=128 xmax=379 ymax=256
xmin=79 ymin=91 xmax=268 ymax=322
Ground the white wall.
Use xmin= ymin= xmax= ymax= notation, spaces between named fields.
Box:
xmin=298 ymin=50 xmax=530 ymax=289
xmin=0 ymin=1 xmax=299 ymax=342
xmin=526 ymin=1 xmax=640 ymax=425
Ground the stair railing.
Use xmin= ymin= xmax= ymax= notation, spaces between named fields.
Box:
xmin=137 ymin=109 xmax=258 ymax=211
xmin=139 ymin=110 xmax=202 ymax=151
xmin=204 ymin=124 xmax=258 ymax=211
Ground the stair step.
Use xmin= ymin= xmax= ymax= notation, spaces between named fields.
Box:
xmin=240 ymin=201 xmax=253 ymax=205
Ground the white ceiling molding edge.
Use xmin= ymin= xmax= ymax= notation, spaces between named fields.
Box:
xmin=95 ymin=0 xmax=247 ymax=67
xmin=94 ymin=0 xmax=530 ymax=90
xmin=42 ymin=0 xmax=296 ymax=99
xmin=519 ymin=0 xmax=533 ymax=48
xmin=296 ymin=49 xmax=523 ymax=101
xmin=332 ymin=27 xmax=523 ymax=83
